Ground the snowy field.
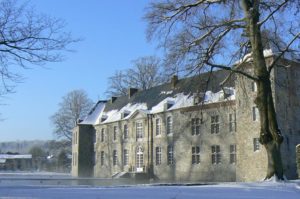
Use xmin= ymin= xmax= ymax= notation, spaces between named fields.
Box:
xmin=0 ymin=172 xmax=299 ymax=199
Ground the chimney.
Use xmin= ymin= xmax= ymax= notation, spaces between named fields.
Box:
xmin=171 ymin=75 xmax=178 ymax=88
xmin=128 ymin=88 xmax=138 ymax=98
xmin=111 ymin=96 xmax=117 ymax=103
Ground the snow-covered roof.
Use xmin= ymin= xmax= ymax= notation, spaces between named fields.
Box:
xmin=236 ymin=48 xmax=300 ymax=65
xmin=80 ymin=101 xmax=106 ymax=125
xmin=101 ymin=103 xmax=148 ymax=124
xmin=0 ymin=154 xmax=32 ymax=159
xmin=80 ymin=71 xmax=235 ymax=125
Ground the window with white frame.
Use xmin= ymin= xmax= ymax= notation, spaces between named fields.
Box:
xmin=252 ymin=107 xmax=259 ymax=121
xmin=211 ymin=115 xmax=220 ymax=134
xmin=113 ymin=150 xmax=117 ymax=166
xmin=155 ymin=146 xmax=162 ymax=165
xmin=123 ymin=124 xmax=128 ymax=140
xmin=101 ymin=128 xmax=105 ymax=142
xmin=155 ymin=118 xmax=161 ymax=136
xmin=166 ymin=116 xmax=173 ymax=135
xmin=230 ymin=145 xmax=236 ymax=164
xmin=167 ymin=145 xmax=174 ymax=165
xmin=100 ymin=151 xmax=104 ymax=166
xmin=212 ymin=145 xmax=221 ymax=164
xmin=192 ymin=146 xmax=200 ymax=164
xmin=253 ymin=138 xmax=260 ymax=151
xmin=136 ymin=122 xmax=143 ymax=139
xmin=123 ymin=149 xmax=129 ymax=166
xmin=113 ymin=126 xmax=118 ymax=141
xmin=191 ymin=118 xmax=200 ymax=135
xmin=229 ymin=111 xmax=236 ymax=132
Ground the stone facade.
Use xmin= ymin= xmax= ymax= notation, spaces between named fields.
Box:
xmin=72 ymin=56 xmax=300 ymax=182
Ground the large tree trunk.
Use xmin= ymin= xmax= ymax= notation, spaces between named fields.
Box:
xmin=243 ymin=0 xmax=284 ymax=180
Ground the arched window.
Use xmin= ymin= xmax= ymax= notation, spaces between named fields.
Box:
xmin=136 ymin=146 xmax=144 ymax=172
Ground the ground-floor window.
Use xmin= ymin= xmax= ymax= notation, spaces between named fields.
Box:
xmin=100 ymin=151 xmax=104 ymax=166
xmin=123 ymin=149 xmax=129 ymax=166
xmin=229 ymin=145 xmax=236 ymax=164
xmin=155 ymin=146 xmax=162 ymax=165
xmin=211 ymin=145 xmax=221 ymax=164
xmin=113 ymin=150 xmax=117 ymax=166
xmin=167 ymin=145 xmax=174 ymax=165
xmin=192 ymin=146 xmax=200 ymax=164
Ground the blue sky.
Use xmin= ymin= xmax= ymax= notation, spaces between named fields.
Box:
xmin=0 ymin=0 xmax=160 ymax=141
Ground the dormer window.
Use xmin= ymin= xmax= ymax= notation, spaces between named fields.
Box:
xmin=121 ymin=110 xmax=130 ymax=119
xmin=100 ymin=115 xmax=108 ymax=122
xmin=164 ymin=100 xmax=175 ymax=110
xmin=193 ymin=92 xmax=204 ymax=105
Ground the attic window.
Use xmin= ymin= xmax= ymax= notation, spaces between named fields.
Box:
xmin=193 ymin=92 xmax=204 ymax=105
xmin=100 ymin=115 xmax=108 ymax=122
xmin=121 ymin=111 xmax=130 ymax=119
xmin=164 ymin=100 xmax=175 ymax=110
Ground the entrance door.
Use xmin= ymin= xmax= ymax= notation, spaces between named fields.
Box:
xmin=136 ymin=146 xmax=144 ymax=172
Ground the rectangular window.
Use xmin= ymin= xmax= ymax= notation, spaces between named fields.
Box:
xmin=123 ymin=149 xmax=129 ymax=166
xmin=191 ymin=118 xmax=200 ymax=135
xmin=113 ymin=150 xmax=117 ymax=166
xmin=251 ymin=81 xmax=257 ymax=92
xmin=113 ymin=126 xmax=118 ymax=141
xmin=155 ymin=146 xmax=162 ymax=165
xmin=192 ymin=146 xmax=200 ymax=164
xmin=229 ymin=111 xmax=236 ymax=132
xmin=230 ymin=145 xmax=236 ymax=164
xmin=100 ymin=151 xmax=104 ymax=166
xmin=166 ymin=116 xmax=173 ymax=134
xmin=136 ymin=122 xmax=143 ymax=139
xmin=75 ymin=131 xmax=78 ymax=144
xmin=156 ymin=118 xmax=161 ymax=136
xmin=211 ymin=115 xmax=220 ymax=134
xmin=252 ymin=107 xmax=259 ymax=121
xmin=123 ymin=124 xmax=128 ymax=140
xmin=212 ymin=145 xmax=221 ymax=164
xmin=101 ymin=128 xmax=105 ymax=142
xmin=167 ymin=145 xmax=174 ymax=165
xmin=253 ymin=138 xmax=260 ymax=151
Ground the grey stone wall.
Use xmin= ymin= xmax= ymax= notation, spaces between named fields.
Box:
xmin=94 ymin=112 xmax=151 ymax=178
xmin=71 ymin=125 xmax=95 ymax=177
xmin=152 ymin=102 xmax=236 ymax=182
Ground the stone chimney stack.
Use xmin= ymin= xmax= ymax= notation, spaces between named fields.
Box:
xmin=171 ymin=75 xmax=178 ymax=88
xmin=128 ymin=88 xmax=138 ymax=99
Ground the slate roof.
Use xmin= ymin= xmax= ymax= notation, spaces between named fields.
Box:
xmin=104 ymin=69 xmax=234 ymax=112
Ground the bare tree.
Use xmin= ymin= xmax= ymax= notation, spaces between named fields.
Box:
xmin=145 ymin=0 xmax=300 ymax=180
xmin=106 ymin=56 xmax=167 ymax=97
xmin=106 ymin=70 xmax=129 ymax=97
xmin=51 ymin=90 xmax=93 ymax=146
xmin=0 ymin=0 xmax=77 ymax=95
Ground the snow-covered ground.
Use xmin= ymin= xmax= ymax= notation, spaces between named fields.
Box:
xmin=0 ymin=181 xmax=299 ymax=199
xmin=0 ymin=176 xmax=299 ymax=198
xmin=0 ymin=172 xmax=299 ymax=198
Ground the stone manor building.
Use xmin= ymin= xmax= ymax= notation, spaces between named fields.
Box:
xmin=72 ymin=52 xmax=300 ymax=182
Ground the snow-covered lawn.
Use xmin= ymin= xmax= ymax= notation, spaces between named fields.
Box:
xmin=0 ymin=181 xmax=299 ymax=199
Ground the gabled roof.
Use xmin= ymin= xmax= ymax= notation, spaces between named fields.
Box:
xmin=80 ymin=69 xmax=235 ymax=125
xmin=104 ymin=69 xmax=234 ymax=112
xmin=80 ymin=101 xmax=106 ymax=125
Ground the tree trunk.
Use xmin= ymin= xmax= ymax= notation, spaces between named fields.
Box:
xmin=243 ymin=0 xmax=284 ymax=180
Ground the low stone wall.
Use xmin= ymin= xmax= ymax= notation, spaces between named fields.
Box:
xmin=296 ymin=144 xmax=300 ymax=178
